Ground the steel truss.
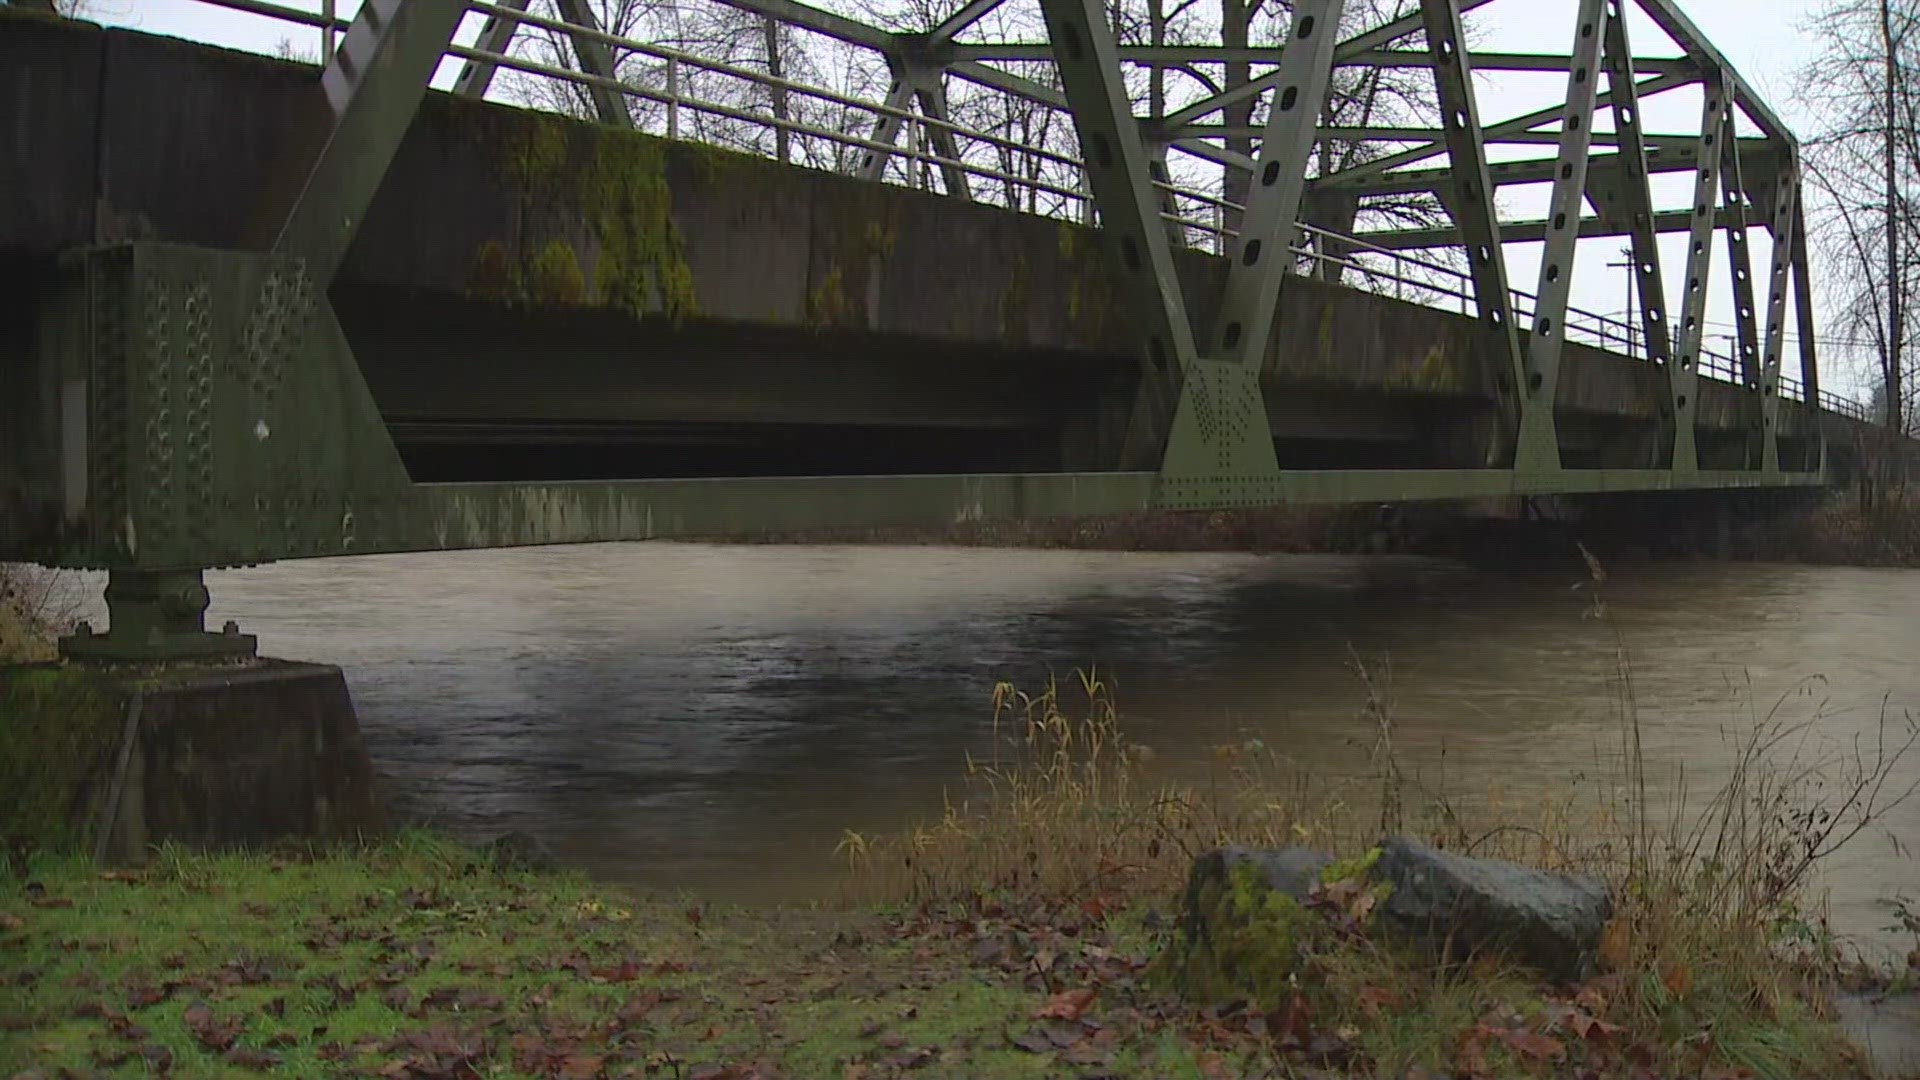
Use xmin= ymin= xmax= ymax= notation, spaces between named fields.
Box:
xmin=2 ymin=0 xmax=1853 ymax=661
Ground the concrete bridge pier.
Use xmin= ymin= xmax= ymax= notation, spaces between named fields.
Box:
xmin=0 ymin=571 xmax=384 ymax=863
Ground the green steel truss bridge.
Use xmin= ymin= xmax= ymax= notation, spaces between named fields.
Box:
xmin=0 ymin=0 xmax=1881 ymax=662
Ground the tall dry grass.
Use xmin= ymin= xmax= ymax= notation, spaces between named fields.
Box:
xmin=0 ymin=563 xmax=68 ymax=664
xmin=835 ymin=554 xmax=1920 ymax=1071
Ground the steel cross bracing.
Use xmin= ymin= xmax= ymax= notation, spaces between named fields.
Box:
xmin=1 ymin=0 xmax=1875 ymax=661
xmin=168 ymin=0 xmax=1850 ymax=398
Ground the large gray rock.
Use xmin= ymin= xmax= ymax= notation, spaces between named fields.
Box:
xmin=1188 ymin=845 xmax=1335 ymax=906
xmin=1375 ymin=836 xmax=1611 ymax=982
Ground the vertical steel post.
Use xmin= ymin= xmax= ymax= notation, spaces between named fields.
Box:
xmin=1670 ymin=74 xmax=1730 ymax=475
xmin=1790 ymin=197 xmax=1825 ymax=471
xmin=1038 ymin=0 xmax=1200 ymax=473
xmin=1717 ymin=101 xmax=1762 ymax=393
xmin=1755 ymin=153 xmax=1799 ymax=474
xmin=1518 ymin=0 xmax=1608 ymax=472
xmin=1210 ymin=0 xmax=1345 ymax=369
xmin=667 ymin=58 xmax=681 ymax=139
xmin=1419 ymin=0 xmax=1529 ymax=467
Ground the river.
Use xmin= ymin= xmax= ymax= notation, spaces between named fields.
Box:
xmin=81 ymin=543 xmax=1920 ymax=959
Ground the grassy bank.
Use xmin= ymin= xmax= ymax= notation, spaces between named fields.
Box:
xmin=6 ymin=674 xmax=1915 ymax=1078
xmin=0 ymin=834 xmax=1266 ymax=1078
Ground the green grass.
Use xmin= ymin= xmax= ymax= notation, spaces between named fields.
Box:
xmin=0 ymin=833 xmax=1267 ymax=1078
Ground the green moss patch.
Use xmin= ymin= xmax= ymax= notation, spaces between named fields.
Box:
xmin=467 ymin=115 xmax=699 ymax=323
xmin=0 ymin=667 xmax=125 ymax=858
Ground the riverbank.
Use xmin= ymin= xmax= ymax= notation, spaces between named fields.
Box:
xmin=6 ymin=674 xmax=1916 ymax=1078
xmin=740 ymin=493 xmax=1920 ymax=569
xmin=0 ymin=832 xmax=1889 ymax=1080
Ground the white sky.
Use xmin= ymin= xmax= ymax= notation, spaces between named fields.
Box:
xmin=84 ymin=0 xmax=1870 ymax=397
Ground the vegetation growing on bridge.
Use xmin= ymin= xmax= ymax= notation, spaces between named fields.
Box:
xmin=464 ymin=110 xmax=699 ymax=323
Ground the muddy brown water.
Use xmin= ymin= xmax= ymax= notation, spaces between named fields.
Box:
xmin=55 ymin=543 xmax=1920 ymax=961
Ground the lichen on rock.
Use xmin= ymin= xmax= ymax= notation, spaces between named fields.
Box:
xmin=1159 ymin=846 xmax=1334 ymax=1010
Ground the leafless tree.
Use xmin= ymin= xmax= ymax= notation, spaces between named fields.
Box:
xmin=1801 ymin=0 xmax=1920 ymax=437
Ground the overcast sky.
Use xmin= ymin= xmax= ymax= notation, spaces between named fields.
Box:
xmin=87 ymin=0 xmax=1869 ymax=395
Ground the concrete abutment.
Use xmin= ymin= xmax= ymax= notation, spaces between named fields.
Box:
xmin=0 ymin=659 xmax=383 ymax=863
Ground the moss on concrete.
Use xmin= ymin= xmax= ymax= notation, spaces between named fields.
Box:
xmin=1056 ymin=219 xmax=1119 ymax=346
xmin=526 ymin=239 xmax=587 ymax=307
xmin=806 ymin=200 xmax=898 ymax=331
xmin=471 ymin=115 xmax=698 ymax=322
xmin=0 ymin=666 xmax=124 ymax=855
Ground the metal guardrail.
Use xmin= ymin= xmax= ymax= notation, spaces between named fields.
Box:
xmin=163 ymin=0 xmax=1873 ymax=421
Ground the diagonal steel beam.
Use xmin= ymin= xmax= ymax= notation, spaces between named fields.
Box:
xmin=1669 ymin=74 xmax=1731 ymax=474
xmin=1517 ymin=0 xmax=1608 ymax=473
xmin=1353 ymin=208 xmax=1736 ymax=249
xmin=1317 ymin=69 xmax=1693 ymax=187
xmin=555 ymin=0 xmax=636 ymax=127
xmin=1420 ymin=0 xmax=1527 ymax=466
xmin=1036 ymin=0 xmax=1198 ymax=468
xmin=859 ymin=64 xmax=915 ymax=181
xmin=1211 ymin=0 xmax=1345 ymax=367
xmin=710 ymin=0 xmax=895 ymax=51
xmin=1597 ymin=0 xmax=1677 ymax=391
xmin=1631 ymin=0 xmax=1790 ymax=144
xmin=930 ymin=0 xmax=1009 ymax=45
xmin=912 ymin=69 xmax=974 ymax=199
xmin=279 ymin=0 xmax=469 ymax=281
xmin=948 ymin=59 xmax=1068 ymax=109
xmin=455 ymin=1 xmax=632 ymax=125
xmin=1755 ymin=156 xmax=1800 ymax=472
xmin=453 ymin=0 xmax=529 ymax=99
xmin=1161 ymin=0 xmax=1499 ymax=129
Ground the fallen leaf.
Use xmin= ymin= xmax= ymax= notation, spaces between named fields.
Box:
xmin=1499 ymin=1028 xmax=1566 ymax=1062
xmin=1008 ymin=1029 xmax=1053 ymax=1053
xmin=1660 ymin=961 xmax=1693 ymax=1000
xmin=28 ymin=896 xmax=72 ymax=909
xmin=223 ymin=1047 xmax=281 ymax=1071
xmin=1357 ymin=985 xmax=1403 ymax=1017
xmin=1562 ymin=1007 xmax=1625 ymax=1042
xmin=183 ymin=1001 xmax=243 ymax=1051
xmin=878 ymin=1031 xmax=907 ymax=1050
xmin=1033 ymin=987 xmax=1096 ymax=1021
xmin=140 ymin=1043 xmax=174 ymax=1073
xmin=1598 ymin=918 xmax=1632 ymax=971
xmin=0 ymin=913 xmax=22 ymax=931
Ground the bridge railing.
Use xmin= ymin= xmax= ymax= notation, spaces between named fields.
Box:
xmin=154 ymin=0 xmax=1870 ymax=422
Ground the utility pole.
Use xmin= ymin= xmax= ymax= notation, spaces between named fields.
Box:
xmin=1606 ymin=245 xmax=1637 ymax=358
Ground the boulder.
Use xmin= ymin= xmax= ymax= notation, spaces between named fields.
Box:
xmin=1159 ymin=846 xmax=1340 ymax=1009
xmin=1192 ymin=845 xmax=1336 ymax=905
xmin=1169 ymin=839 xmax=1612 ymax=998
xmin=483 ymin=830 xmax=557 ymax=872
xmin=1374 ymin=837 xmax=1611 ymax=983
